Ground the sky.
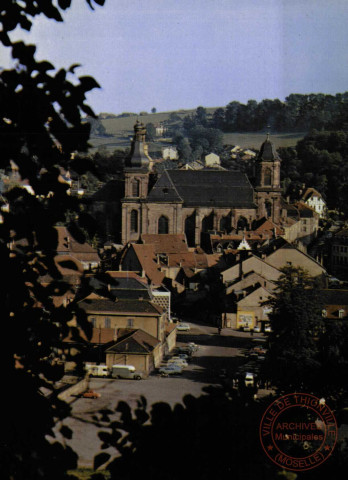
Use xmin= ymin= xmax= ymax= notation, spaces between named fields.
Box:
xmin=2 ymin=0 xmax=348 ymax=115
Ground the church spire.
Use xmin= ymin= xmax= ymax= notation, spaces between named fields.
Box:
xmin=124 ymin=120 xmax=151 ymax=170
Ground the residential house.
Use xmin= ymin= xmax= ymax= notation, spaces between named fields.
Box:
xmin=301 ymin=187 xmax=327 ymax=219
xmin=225 ymin=285 xmax=273 ymax=330
xmin=320 ymin=289 xmax=348 ymax=319
xmin=55 ymin=226 xmax=100 ymax=270
xmin=78 ymin=293 xmax=166 ymax=343
xmin=105 ymin=329 xmax=161 ymax=373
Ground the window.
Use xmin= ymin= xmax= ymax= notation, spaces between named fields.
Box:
xmin=158 ymin=215 xmax=169 ymax=234
xmin=339 ymin=309 xmax=344 ymax=319
xmin=322 ymin=309 xmax=327 ymax=318
xmin=104 ymin=317 xmax=111 ymax=328
xmin=130 ymin=209 xmax=138 ymax=233
xmin=131 ymin=179 xmax=140 ymax=197
xmin=264 ymin=168 xmax=272 ymax=186
xmin=127 ymin=318 xmax=134 ymax=327
xmin=90 ymin=317 xmax=96 ymax=327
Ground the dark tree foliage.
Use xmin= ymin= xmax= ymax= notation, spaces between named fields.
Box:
xmin=264 ymin=266 xmax=348 ymax=401
xmin=207 ymin=93 xmax=348 ymax=133
xmin=0 ymin=1 xmax=105 ymax=479
xmin=277 ymin=130 xmax=348 ymax=214
xmin=91 ymin=388 xmax=348 ymax=480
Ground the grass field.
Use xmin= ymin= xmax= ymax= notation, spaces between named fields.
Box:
xmin=89 ymin=110 xmax=305 ymax=153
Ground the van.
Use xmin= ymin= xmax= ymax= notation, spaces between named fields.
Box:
xmin=245 ymin=372 xmax=254 ymax=387
xmin=85 ymin=364 xmax=110 ymax=377
xmin=111 ymin=364 xmax=143 ymax=380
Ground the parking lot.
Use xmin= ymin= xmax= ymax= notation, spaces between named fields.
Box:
xmin=62 ymin=322 xmax=267 ymax=466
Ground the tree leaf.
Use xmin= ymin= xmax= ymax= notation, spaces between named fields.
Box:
xmin=93 ymin=452 xmax=110 ymax=470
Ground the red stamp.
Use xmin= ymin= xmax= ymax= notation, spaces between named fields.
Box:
xmin=259 ymin=393 xmax=337 ymax=471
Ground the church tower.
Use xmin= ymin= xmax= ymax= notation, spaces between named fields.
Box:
xmin=122 ymin=121 xmax=152 ymax=243
xmin=255 ymin=134 xmax=282 ymax=223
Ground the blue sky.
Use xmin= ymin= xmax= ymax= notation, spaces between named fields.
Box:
xmin=2 ymin=0 xmax=348 ymax=114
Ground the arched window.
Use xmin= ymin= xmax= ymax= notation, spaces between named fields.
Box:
xmin=158 ymin=215 xmax=169 ymax=234
xmin=130 ymin=209 xmax=138 ymax=233
xmin=220 ymin=214 xmax=231 ymax=232
xmin=131 ymin=179 xmax=140 ymax=197
xmin=264 ymin=168 xmax=272 ymax=186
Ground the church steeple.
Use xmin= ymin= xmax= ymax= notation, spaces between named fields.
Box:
xmin=124 ymin=120 xmax=152 ymax=170
xmin=255 ymin=133 xmax=282 ymax=223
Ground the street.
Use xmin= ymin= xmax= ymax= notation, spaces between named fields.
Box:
xmin=61 ymin=321 xmax=265 ymax=466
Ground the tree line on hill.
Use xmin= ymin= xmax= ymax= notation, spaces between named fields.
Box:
xmin=179 ymin=94 xmax=348 ymax=133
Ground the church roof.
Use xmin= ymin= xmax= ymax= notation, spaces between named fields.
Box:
xmin=257 ymin=136 xmax=280 ymax=162
xmin=147 ymin=169 xmax=256 ymax=208
xmin=124 ymin=121 xmax=150 ymax=169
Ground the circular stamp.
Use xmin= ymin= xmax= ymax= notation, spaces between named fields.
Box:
xmin=259 ymin=393 xmax=337 ymax=471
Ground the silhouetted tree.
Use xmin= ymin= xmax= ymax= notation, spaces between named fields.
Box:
xmin=0 ymin=2 xmax=105 ymax=479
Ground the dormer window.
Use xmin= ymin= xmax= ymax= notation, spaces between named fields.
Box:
xmin=339 ymin=309 xmax=344 ymax=319
xmin=322 ymin=309 xmax=327 ymax=318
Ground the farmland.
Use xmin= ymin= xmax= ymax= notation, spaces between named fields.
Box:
xmin=88 ymin=110 xmax=305 ymax=153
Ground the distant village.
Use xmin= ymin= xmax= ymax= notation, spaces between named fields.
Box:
xmin=1 ymin=120 xmax=347 ymax=377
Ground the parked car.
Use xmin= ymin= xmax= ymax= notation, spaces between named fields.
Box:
xmin=253 ymin=326 xmax=261 ymax=333
xmin=252 ymin=346 xmax=267 ymax=355
xmin=264 ymin=325 xmax=272 ymax=333
xmin=168 ymin=357 xmax=188 ymax=368
xmin=188 ymin=342 xmax=199 ymax=352
xmin=177 ymin=353 xmax=190 ymax=361
xmin=245 ymin=372 xmax=255 ymax=387
xmin=176 ymin=322 xmax=191 ymax=331
xmin=81 ymin=389 xmax=101 ymax=399
xmin=243 ymin=325 xmax=251 ymax=332
xmin=159 ymin=365 xmax=183 ymax=376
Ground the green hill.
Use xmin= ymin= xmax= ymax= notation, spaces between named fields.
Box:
xmin=88 ymin=109 xmax=304 ymax=153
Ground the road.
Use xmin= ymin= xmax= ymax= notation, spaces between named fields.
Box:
xmin=60 ymin=321 xmax=265 ymax=467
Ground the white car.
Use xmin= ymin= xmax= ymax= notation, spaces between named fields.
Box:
xmin=264 ymin=325 xmax=272 ymax=333
xmin=253 ymin=326 xmax=261 ymax=333
xmin=245 ymin=372 xmax=255 ymax=387
xmin=159 ymin=365 xmax=183 ymax=376
xmin=168 ymin=358 xmax=188 ymax=368
xmin=176 ymin=322 xmax=191 ymax=331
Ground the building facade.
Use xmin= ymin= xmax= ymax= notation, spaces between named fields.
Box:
xmin=121 ymin=122 xmax=285 ymax=247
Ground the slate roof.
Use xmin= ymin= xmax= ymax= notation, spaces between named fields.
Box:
xmin=105 ymin=329 xmax=160 ymax=355
xmin=319 ymin=289 xmax=348 ymax=307
xmin=257 ymin=137 xmax=280 ymax=162
xmin=78 ymin=293 xmax=163 ymax=315
xmin=89 ymin=274 xmax=152 ymax=300
xmin=147 ymin=170 xmax=256 ymax=208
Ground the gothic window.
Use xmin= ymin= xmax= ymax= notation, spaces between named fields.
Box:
xmin=264 ymin=168 xmax=272 ymax=186
xmin=131 ymin=179 xmax=140 ymax=197
xmin=104 ymin=317 xmax=111 ymax=328
xmin=158 ymin=215 xmax=169 ymax=234
xmin=130 ymin=209 xmax=138 ymax=233
xmin=127 ymin=318 xmax=134 ymax=327
xmin=220 ymin=214 xmax=232 ymax=232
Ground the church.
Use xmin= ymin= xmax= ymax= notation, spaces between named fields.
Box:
xmin=121 ymin=120 xmax=284 ymax=247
